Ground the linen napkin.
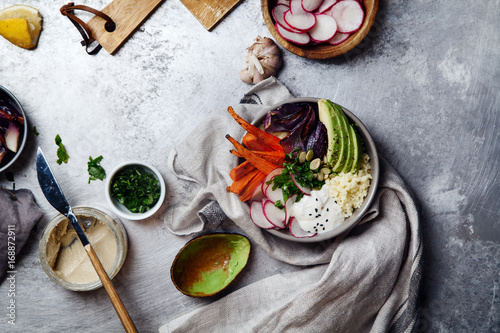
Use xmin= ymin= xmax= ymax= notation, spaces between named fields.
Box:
xmin=162 ymin=77 xmax=422 ymax=332
xmin=0 ymin=188 xmax=44 ymax=280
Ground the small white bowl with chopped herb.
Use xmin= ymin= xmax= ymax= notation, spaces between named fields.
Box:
xmin=105 ymin=161 xmax=166 ymax=220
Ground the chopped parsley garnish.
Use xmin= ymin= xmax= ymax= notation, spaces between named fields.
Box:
xmin=87 ymin=155 xmax=106 ymax=184
xmin=32 ymin=126 xmax=39 ymax=136
xmin=55 ymin=134 xmax=69 ymax=165
xmin=268 ymin=148 xmax=325 ymax=206
xmin=111 ymin=166 xmax=161 ymax=213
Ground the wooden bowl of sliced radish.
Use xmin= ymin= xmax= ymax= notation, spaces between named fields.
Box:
xmin=262 ymin=0 xmax=379 ymax=59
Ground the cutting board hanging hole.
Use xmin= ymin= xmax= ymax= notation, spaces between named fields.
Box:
xmin=105 ymin=21 xmax=116 ymax=33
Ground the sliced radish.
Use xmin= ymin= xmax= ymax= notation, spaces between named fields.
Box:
xmin=301 ymin=0 xmax=323 ymax=12
xmin=289 ymin=217 xmax=316 ymax=238
xmin=273 ymin=4 xmax=302 ymax=33
xmin=264 ymin=167 xmax=284 ymax=184
xmin=290 ymin=173 xmax=311 ymax=195
xmin=265 ymin=183 xmax=285 ymax=204
xmin=308 ymin=14 xmax=337 ymax=42
xmin=250 ymin=200 xmax=276 ymax=229
xmin=262 ymin=167 xmax=284 ymax=202
xmin=284 ymin=10 xmax=316 ymax=31
xmin=263 ymin=200 xmax=286 ymax=229
xmin=317 ymin=0 xmax=337 ymax=13
xmin=329 ymin=0 xmax=364 ymax=33
xmin=289 ymin=0 xmax=306 ymax=15
xmin=275 ymin=22 xmax=311 ymax=45
xmin=284 ymin=194 xmax=297 ymax=226
xmin=250 ymin=180 xmax=265 ymax=202
xmin=328 ymin=31 xmax=350 ymax=45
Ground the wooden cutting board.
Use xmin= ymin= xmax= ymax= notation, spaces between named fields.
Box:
xmin=180 ymin=0 xmax=242 ymax=31
xmin=87 ymin=0 xmax=164 ymax=54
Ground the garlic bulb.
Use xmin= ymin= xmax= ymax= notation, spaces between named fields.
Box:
xmin=240 ymin=37 xmax=282 ymax=84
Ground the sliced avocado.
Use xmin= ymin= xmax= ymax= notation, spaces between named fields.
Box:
xmin=349 ymin=125 xmax=362 ymax=173
xmin=330 ymin=103 xmax=350 ymax=173
xmin=318 ymin=99 xmax=342 ymax=166
xmin=341 ymin=122 xmax=354 ymax=174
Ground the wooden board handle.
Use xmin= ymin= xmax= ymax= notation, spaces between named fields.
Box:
xmin=85 ymin=244 xmax=138 ymax=333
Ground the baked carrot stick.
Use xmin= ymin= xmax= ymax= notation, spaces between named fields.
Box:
xmin=238 ymin=171 xmax=267 ymax=202
xmin=231 ymin=149 xmax=284 ymax=165
xmin=227 ymin=106 xmax=283 ymax=152
xmin=230 ymin=160 xmax=256 ymax=181
xmin=226 ymin=168 xmax=261 ymax=195
xmin=242 ymin=133 xmax=273 ymax=152
xmin=226 ymin=135 xmax=280 ymax=175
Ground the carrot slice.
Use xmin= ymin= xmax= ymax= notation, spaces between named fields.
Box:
xmin=226 ymin=135 xmax=280 ymax=175
xmin=238 ymin=172 xmax=267 ymax=202
xmin=227 ymin=168 xmax=261 ymax=194
xmin=230 ymin=160 xmax=256 ymax=181
xmin=227 ymin=106 xmax=283 ymax=152
xmin=242 ymin=133 xmax=273 ymax=152
xmin=231 ymin=149 xmax=284 ymax=165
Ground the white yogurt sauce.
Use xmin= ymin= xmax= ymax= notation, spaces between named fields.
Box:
xmin=290 ymin=184 xmax=344 ymax=234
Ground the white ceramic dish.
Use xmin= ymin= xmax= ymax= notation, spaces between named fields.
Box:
xmin=105 ymin=161 xmax=166 ymax=220
xmin=0 ymin=85 xmax=28 ymax=173
xmin=240 ymin=97 xmax=379 ymax=243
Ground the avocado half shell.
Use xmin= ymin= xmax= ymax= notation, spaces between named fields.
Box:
xmin=170 ymin=233 xmax=251 ymax=297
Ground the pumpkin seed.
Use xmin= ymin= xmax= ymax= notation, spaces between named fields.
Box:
xmin=299 ymin=151 xmax=307 ymax=164
xmin=306 ymin=150 xmax=314 ymax=161
xmin=310 ymin=158 xmax=321 ymax=170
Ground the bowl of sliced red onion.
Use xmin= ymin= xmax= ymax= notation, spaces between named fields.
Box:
xmin=262 ymin=0 xmax=379 ymax=59
xmin=238 ymin=97 xmax=379 ymax=242
xmin=0 ymin=86 xmax=27 ymax=173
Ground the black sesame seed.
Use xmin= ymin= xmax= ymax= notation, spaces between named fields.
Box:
xmin=315 ymin=208 xmax=318 ymax=212
xmin=326 ymin=219 xmax=328 ymax=222
xmin=323 ymin=227 xmax=325 ymax=230
xmin=326 ymin=208 xmax=329 ymax=212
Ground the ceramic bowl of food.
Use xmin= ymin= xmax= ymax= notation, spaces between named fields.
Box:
xmin=171 ymin=233 xmax=251 ymax=297
xmin=262 ymin=0 xmax=379 ymax=59
xmin=229 ymin=97 xmax=379 ymax=243
xmin=105 ymin=161 xmax=166 ymax=221
xmin=0 ymin=85 xmax=28 ymax=172
xmin=39 ymin=206 xmax=128 ymax=291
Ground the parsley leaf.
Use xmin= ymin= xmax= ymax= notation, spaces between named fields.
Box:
xmin=55 ymin=134 xmax=69 ymax=165
xmin=110 ymin=166 xmax=161 ymax=213
xmin=88 ymin=155 xmax=106 ymax=184
xmin=268 ymin=148 xmax=325 ymax=207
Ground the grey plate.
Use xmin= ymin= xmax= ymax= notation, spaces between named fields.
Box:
xmin=0 ymin=85 xmax=28 ymax=173
xmin=247 ymin=97 xmax=380 ymax=243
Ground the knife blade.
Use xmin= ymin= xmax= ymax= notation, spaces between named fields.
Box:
xmin=36 ymin=148 xmax=88 ymax=245
xmin=36 ymin=147 xmax=137 ymax=333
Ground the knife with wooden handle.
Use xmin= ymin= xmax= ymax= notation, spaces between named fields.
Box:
xmin=36 ymin=147 xmax=137 ymax=333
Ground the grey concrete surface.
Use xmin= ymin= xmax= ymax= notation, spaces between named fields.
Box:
xmin=0 ymin=0 xmax=498 ymax=332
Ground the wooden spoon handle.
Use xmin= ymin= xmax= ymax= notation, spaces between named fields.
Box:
xmin=85 ymin=244 xmax=138 ymax=333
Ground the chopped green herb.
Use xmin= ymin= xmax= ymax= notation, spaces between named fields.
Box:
xmin=111 ymin=166 xmax=161 ymax=213
xmin=268 ymin=148 xmax=325 ymax=207
xmin=87 ymin=155 xmax=106 ymax=184
xmin=32 ymin=126 xmax=39 ymax=136
xmin=55 ymin=134 xmax=69 ymax=165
